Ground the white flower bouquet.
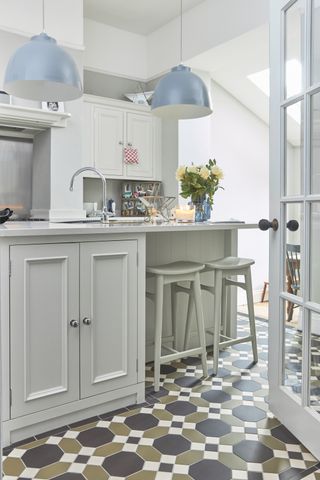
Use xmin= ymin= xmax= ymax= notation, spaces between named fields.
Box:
xmin=176 ymin=159 xmax=224 ymax=207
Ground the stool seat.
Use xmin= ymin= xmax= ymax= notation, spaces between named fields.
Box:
xmin=147 ymin=261 xmax=205 ymax=276
xmin=205 ymin=256 xmax=255 ymax=271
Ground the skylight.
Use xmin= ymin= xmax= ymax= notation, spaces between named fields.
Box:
xmin=247 ymin=59 xmax=302 ymax=124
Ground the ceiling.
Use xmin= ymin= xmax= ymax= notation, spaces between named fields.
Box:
xmin=84 ymin=0 xmax=205 ymax=35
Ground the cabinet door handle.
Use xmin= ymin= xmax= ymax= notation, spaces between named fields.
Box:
xmin=70 ymin=319 xmax=79 ymax=328
xmin=127 ymin=142 xmax=133 ymax=147
xmin=118 ymin=141 xmax=124 ymax=145
xmin=83 ymin=317 xmax=92 ymax=326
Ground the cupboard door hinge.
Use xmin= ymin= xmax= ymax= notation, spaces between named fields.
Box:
xmin=136 ymin=252 xmax=139 ymax=267
xmin=9 ymin=260 xmax=12 ymax=277
xmin=136 ymin=359 xmax=139 ymax=372
xmin=10 ymin=388 xmax=12 ymax=406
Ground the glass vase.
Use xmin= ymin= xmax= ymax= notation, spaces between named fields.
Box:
xmin=192 ymin=197 xmax=211 ymax=222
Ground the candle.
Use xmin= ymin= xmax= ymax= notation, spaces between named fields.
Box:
xmin=175 ymin=206 xmax=195 ymax=222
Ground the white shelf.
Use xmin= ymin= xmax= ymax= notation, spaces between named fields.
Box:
xmin=0 ymin=103 xmax=71 ymax=138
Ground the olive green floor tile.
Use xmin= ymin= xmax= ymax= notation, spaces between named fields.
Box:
xmin=181 ymin=428 xmax=205 ymax=443
xmin=219 ymin=452 xmax=248 ymax=470
xmin=83 ymin=465 xmax=109 ymax=480
xmin=73 ymin=421 xmax=98 ymax=432
xmin=151 ymin=409 xmax=173 ymax=421
xmin=262 ymin=457 xmax=291 ymax=473
xmin=94 ymin=442 xmax=123 ymax=457
xmin=175 ymin=450 xmax=204 ymax=465
xmin=3 ymin=457 xmax=25 ymax=477
xmin=36 ymin=462 xmax=71 ymax=479
xmin=108 ymin=422 xmax=131 ymax=436
xmin=59 ymin=438 xmax=82 ymax=454
xmin=259 ymin=434 xmax=287 ymax=451
xmin=142 ymin=426 xmax=170 ymax=439
xmin=136 ymin=445 xmax=162 ymax=462
xmin=219 ymin=432 xmax=246 ymax=446
xmin=128 ymin=471 xmax=157 ymax=480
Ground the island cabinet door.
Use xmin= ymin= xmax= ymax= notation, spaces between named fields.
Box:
xmin=79 ymin=240 xmax=138 ymax=399
xmin=10 ymin=244 xmax=80 ymax=418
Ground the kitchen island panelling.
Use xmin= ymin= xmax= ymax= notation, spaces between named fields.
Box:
xmin=0 ymin=221 xmax=256 ymax=445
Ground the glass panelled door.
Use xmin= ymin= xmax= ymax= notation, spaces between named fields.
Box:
xmin=269 ymin=0 xmax=320 ymax=458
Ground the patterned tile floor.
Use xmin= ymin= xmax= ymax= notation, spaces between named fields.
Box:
xmin=3 ymin=316 xmax=320 ymax=480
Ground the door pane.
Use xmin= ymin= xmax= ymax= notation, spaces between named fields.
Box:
xmin=310 ymin=311 xmax=320 ymax=413
xmin=311 ymin=0 xmax=320 ymax=85
xmin=283 ymin=301 xmax=303 ymax=399
xmin=310 ymin=203 xmax=320 ymax=303
xmin=285 ymin=101 xmax=304 ymax=196
xmin=284 ymin=203 xmax=303 ymax=299
xmin=311 ymin=93 xmax=320 ymax=194
xmin=285 ymin=0 xmax=304 ymax=99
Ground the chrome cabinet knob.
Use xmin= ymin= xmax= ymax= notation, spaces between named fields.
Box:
xmin=127 ymin=142 xmax=133 ymax=147
xmin=70 ymin=319 xmax=79 ymax=328
xmin=83 ymin=317 xmax=92 ymax=325
xmin=118 ymin=141 xmax=124 ymax=145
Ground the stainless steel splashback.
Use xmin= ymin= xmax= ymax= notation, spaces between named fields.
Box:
xmin=0 ymin=137 xmax=33 ymax=219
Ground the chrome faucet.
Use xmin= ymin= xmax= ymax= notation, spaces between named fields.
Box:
xmin=69 ymin=167 xmax=109 ymax=223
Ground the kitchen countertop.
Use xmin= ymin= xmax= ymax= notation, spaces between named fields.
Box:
xmin=0 ymin=221 xmax=257 ymax=237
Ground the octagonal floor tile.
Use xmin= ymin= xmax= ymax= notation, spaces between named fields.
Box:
xmin=103 ymin=451 xmax=144 ymax=477
xmin=189 ymin=459 xmax=231 ymax=480
xmin=153 ymin=434 xmax=191 ymax=455
xmin=124 ymin=413 xmax=159 ymax=431
xmin=196 ymin=419 xmax=231 ymax=438
xmin=233 ymin=379 xmax=261 ymax=392
xmin=233 ymin=440 xmax=273 ymax=463
xmin=232 ymin=405 xmax=266 ymax=422
xmin=22 ymin=444 xmax=63 ymax=468
xmin=165 ymin=400 xmax=197 ymax=416
xmin=77 ymin=427 xmax=114 ymax=448
xmin=201 ymin=389 xmax=231 ymax=404
xmin=175 ymin=376 xmax=202 ymax=388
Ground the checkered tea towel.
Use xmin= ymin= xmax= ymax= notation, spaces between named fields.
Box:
xmin=124 ymin=146 xmax=139 ymax=165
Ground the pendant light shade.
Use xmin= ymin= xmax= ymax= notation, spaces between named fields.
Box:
xmin=4 ymin=32 xmax=82 ymax=102
xmin=151 ymin=64 xmax=212 ymax=119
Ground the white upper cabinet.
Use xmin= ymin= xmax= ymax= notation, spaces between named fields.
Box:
xmin=126 ymin=113 xmax=154 ymax=179
xmin=83 ymin=95 xmax=161 ymax=180
xmin=94 ymin=107 xmax=125 ymax=177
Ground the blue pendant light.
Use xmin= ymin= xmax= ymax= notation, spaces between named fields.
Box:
xmin=4 ymin=0 xmax=82 ymax=101
xmin=152 ymin=0 xmax=212 ymax=119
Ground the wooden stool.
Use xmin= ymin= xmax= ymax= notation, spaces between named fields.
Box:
xmin=184 ymin=257 xmax=258 ymax=376
xmin=147 ymin=261 xmax=208 ymax=391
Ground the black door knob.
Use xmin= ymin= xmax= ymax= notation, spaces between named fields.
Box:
xmin=286 ymin=220 xmax=299 ymax=231
xmin=258 ymin=218 xmax=279 ymax=231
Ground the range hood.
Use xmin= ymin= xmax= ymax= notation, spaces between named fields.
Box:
xmin=0 ymin=103 xmax=71 ymax=138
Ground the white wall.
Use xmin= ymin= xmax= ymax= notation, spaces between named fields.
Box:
xmin=147 ymin=0 xmax=269 ymax=78
xmin=84 ymin=19 xmax=147 ymax=80
xmin=179 ymin=81 xmax=269 ymax=303
xmin=0 ymin=0 xmax=83 ymax=49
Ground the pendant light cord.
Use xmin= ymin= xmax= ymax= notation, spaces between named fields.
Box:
xmin=42 ymin=0 xmax=46 ymax=33
xmin=180 ymin=0 xmax=183 ymax=63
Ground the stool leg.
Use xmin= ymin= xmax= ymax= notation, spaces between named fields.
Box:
xmin=192 ymin=273 xmax=208 ymax=378
xmin=171 ymin=283 xmax=178 ymax=350
xmin=245 ymin=268 xmax=258 ymax=363
xmin=213 ymin=269 xmax=222 ymax=375
xmin=154 ymin=275 xmax=164 ymax=391
xmin=221 ymin=278 xmax=227 ymax=338
xmin=184 ymin=287 xmax=194 ymax=350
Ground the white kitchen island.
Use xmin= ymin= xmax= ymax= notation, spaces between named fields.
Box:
xmin=0 ymin=221 xmax=256 ymax=445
